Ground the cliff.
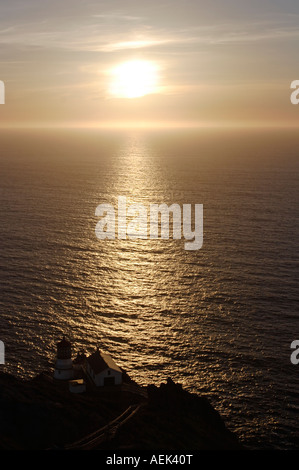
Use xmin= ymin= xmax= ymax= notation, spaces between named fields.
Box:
xmin=0 ymin=371 xmax=242 ymax=450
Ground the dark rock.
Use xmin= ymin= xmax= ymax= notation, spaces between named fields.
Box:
xmin=0 ymin=371 xmax=243 ymax=450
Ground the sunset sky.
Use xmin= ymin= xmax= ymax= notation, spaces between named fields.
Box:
xmin=1 ymin=0 xmax=299 ymax=127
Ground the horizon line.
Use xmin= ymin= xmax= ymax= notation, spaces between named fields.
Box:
xmin=0 ymin=120 xmax=298 ymax=130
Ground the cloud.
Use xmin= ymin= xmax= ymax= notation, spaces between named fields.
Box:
xmin=91 ymin=13 xmax=144 ymax=21
xmin=0 ymin=14 xmax=299 ymax=56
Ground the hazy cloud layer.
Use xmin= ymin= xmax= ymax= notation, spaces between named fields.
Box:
xmin=1 ymin=0 xmax=298 ymax=125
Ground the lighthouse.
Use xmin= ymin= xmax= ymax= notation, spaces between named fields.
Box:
xmin=53 ymin=337 xmax=74 ymax=380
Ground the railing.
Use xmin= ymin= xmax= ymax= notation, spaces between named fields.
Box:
xmin=64 ymin=403 xmax=143 ymax=450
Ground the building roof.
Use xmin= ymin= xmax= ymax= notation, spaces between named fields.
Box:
xmin=86 ymin=349 xmax=122 ymax=375
xmin=69 ymin=379 xmax=85 ymax=386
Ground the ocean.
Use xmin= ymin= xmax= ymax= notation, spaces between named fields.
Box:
xmin=0 ymin=127 xmax=298 ymax=449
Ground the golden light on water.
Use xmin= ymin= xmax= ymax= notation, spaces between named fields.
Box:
xmin=108 ymin=60 xmax=160 ymax=98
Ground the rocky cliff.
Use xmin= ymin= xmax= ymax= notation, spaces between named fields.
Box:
xmin=0 ymin=371 xmax=242 ymax=450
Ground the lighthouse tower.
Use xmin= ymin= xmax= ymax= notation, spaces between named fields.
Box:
xmin=53 ymin=337 xmax=74 ymax=380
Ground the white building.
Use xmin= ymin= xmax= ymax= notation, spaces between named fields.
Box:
xmin=85 ymin=348 xmax=122 ymax=387
xmin=53 ymin=337 xmax=74 ymax=380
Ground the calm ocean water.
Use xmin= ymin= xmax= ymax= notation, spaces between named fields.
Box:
xmin=0 ymin=127 xmax=298 ymax=449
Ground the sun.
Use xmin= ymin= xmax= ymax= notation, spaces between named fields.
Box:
xmin=109 ymin=60 xmax=159 ymax=98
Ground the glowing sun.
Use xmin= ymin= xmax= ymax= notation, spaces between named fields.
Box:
xmin=109 ymin=60 xmax=159 ymax=98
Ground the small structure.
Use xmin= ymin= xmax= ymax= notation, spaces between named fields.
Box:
xmin=85 ymin=348 xmax=122 ymax=387
xmin=69 ymin=378 xmax=86 ymax=394
xmin=53 ymin=337 xmax=74 ymax=380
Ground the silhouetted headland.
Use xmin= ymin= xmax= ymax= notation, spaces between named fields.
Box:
xmin=0 ymin=369 xmax=242 ymax=450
